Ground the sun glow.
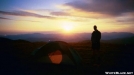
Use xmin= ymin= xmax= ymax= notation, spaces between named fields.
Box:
xmin=62 ymin=22 xmax=74 ymax=32
xmin=63 ymin=24 xmax=73 ymax=31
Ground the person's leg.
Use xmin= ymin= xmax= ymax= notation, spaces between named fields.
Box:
xmin=96 ymin=49 xmax=101 ymax=65
xmin=92 ymin=49 xmax=97 ymax=64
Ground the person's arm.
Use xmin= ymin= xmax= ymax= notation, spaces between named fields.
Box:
xmin=99 ymin=32 xmax=101 ymax=40
xmin=91 ymin=32 xmax=93 ymax=41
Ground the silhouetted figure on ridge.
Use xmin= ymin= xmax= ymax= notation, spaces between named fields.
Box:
xmin=91 ymin=25 xmax=101 ymax=65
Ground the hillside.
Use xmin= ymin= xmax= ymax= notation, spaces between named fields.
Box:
xmin=0 ymin=37 xmax=13 ymax=42
xmin=0 ymin=37 xmax=134 ymax=75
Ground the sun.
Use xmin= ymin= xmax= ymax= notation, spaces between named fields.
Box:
xmin=62 ymin=22 xmax=74 ymax=32
xmin=63 ymin=24 xmax=73 ymax=31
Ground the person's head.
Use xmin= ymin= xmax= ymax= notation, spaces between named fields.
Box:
xmin=93 ymin=25 xmax=97 ymax=31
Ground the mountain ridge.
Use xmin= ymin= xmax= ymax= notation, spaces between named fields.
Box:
xmin=1 ymin=32 xmax=134 ymax=42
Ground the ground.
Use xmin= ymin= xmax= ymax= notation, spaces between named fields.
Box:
xmin=0 ymin=40 xmax=134 ymax=75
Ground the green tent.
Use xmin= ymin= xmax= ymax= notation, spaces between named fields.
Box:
xmin=32 ymin=41 xmax=82 ymax=65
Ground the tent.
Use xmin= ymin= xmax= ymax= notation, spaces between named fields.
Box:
xmin=32 ymin=41 xmax=82 ymax=65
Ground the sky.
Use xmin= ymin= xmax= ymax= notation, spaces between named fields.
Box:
xmin=0 ymin=0 xmax=134 ymax=35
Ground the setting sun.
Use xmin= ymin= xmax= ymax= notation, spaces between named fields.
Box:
xmin=62 ymin=22 xmax=74 ymax=32
xmin=63 ymin=24 xmax=73 ymax=31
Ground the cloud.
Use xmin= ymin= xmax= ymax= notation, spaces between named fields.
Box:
xmin=50 ymin=11 xmax=70 ymax=16
xmin=115 ymin=12 xmax=134 ymax=24
xmin=0 ymin=9 xmax=90 ymax=22
xmin=65 ymin=0 xmax=134 ymax=16
xmin=116 ymin=18 xmax=134 ymax=24
xmin=0 ymin=16 xmax=42 ymax=23
xmin=0 ymin=17 xmax=11 ymax=20
xmin=0 ymin=10 xmax=55 ymax=19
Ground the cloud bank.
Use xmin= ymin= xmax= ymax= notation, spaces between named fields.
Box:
xmin=0 ymin=10 xmax=54 ymax=19
xmin=65 ymin=0 xmax=134 ymax=16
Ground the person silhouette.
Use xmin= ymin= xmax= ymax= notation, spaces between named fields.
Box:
xmin=91 ymin=25 xmax=101 ymax=65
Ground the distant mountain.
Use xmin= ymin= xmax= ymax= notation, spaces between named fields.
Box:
xmin=102 ymin=32 xmax=134 ymax=40
xmin=3 ymin=33 xmax=90 ymax=42
xmin=2 ymin=32 xmax=134 ymax=42
xmin=0 ymin=37 xmax=31 ymax=43
xmin=0 ymin=37 xmax=13 ymax=43
xmin=4 ymin=33 xmax=46 ymax=40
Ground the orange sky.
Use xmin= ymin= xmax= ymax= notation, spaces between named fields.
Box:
xmin=0 ymin=0 xmax=134 ymax=35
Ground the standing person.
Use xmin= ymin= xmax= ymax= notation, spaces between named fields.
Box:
xmin=91 ymin=25 xmax=101 ymax=65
